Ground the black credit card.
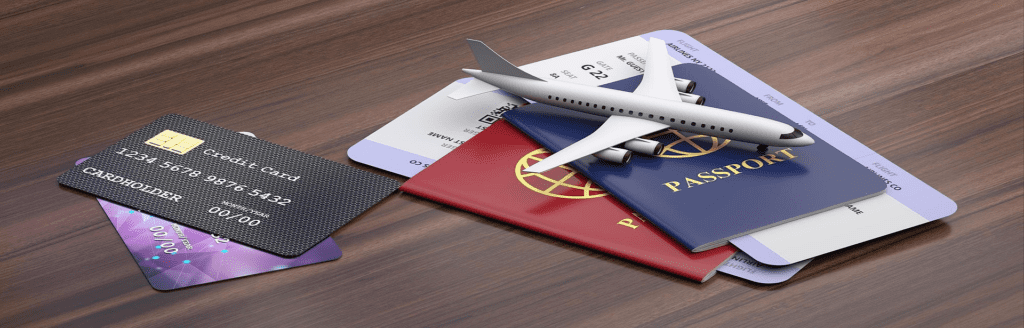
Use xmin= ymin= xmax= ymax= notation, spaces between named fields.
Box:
xmin=58 ymin=114 xmax=401 ymax=257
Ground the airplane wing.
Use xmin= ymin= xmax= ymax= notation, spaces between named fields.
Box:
xmin=631 ymin=38 xmax=682 ymax=102
xmin=523 ymin=115 xmax=669 ymax=173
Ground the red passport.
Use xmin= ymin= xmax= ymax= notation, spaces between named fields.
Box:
xmin=401 ymin=120 xmax=736 ymax=282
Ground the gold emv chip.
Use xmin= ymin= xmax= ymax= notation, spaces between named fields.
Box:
xmin=145 ymin=130 xmax=204 ymax=154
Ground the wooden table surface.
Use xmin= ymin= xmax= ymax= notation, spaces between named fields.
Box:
xmin=2 ymin=0 xmax=1021 ymax=326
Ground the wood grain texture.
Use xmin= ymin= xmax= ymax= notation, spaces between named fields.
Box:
xmin=1 ymin=0 xmax=1021 ymax=326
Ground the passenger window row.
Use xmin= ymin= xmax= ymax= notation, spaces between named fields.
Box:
xmin=547 ymin=95 xmax=734 ymax=134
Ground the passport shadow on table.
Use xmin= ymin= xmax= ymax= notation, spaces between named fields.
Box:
xmin=354 ymin=160 xmax=950 ymax=288
xmin=345 ymin=136 xmax=950 ymax=289
xmin=397 ymin=188 xmax=952 ymax=289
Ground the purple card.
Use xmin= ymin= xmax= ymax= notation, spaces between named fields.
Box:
xmin=99 ymin=199 xmax=342 ymax=290
xmin=80 ymin=157 xmax=343 ymax=290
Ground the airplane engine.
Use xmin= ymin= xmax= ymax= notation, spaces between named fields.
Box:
xmin=623 ymin=138 xmax=664 ymax=156
xmin=674 ymin=78 xmax=696 ymax=93
xmin=678 ymin=92 xmax=706 ymax=105
xmin=593 ymin=147 xmax=633 ymax=164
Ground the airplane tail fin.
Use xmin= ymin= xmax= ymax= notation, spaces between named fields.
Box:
xmin=465 ymin=39 xmax=543 ymax=81
xmin=449 ymin=39 xmax=543 ymax=99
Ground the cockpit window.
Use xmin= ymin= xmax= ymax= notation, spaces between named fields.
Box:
xmin=780 ymin=128 xmax=804 ymax=139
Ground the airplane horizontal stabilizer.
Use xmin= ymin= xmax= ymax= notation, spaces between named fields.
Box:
xmin=448 ymin=78 xmax=501 ymax=99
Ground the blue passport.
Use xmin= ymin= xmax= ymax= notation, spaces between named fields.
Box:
xmin=502 ymin=64 xmax=885 ymax=252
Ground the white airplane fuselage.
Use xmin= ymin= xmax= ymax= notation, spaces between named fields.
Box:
xmin=464 ymin=69 xmax=814 ymax=148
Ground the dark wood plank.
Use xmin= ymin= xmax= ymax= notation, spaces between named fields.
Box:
xmin=1 ymin=0 xmax=1021 ymax=326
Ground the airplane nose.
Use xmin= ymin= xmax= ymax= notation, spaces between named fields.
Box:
xmin=779 ymin=127 xmax=814 ymax=147
xmin=797 ymin=134 xmax=815 ymax=146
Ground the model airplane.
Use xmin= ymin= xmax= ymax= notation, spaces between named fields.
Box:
xmin=450 ymin=38 xmax=814 ymax=173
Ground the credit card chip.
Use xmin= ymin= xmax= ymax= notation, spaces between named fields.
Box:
xmin=145 ymin=130 xmax=204 ymax=154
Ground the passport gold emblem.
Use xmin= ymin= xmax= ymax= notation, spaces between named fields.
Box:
xmin=145 ymin=130 xmax=204 ymax=154
xmin=515 ymin=148 xmax=608 ymax=199
xmin=649 ymin=130 xmax=728 ymax=158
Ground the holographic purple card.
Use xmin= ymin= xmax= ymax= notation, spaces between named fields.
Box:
xmin=98 ymin=198 xmax=342 ymax=290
